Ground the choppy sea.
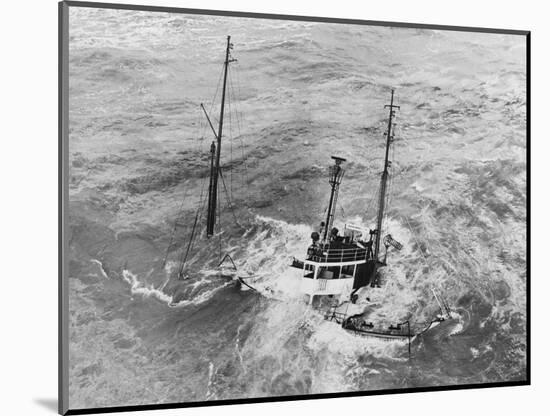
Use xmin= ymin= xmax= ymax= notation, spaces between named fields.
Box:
xmin=67 ymin=7 xmax=527 ymax=409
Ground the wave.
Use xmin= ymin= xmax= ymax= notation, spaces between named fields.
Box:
xmin=121 ymin=269 xmax=231 ymax=308
xmin=235 ymin=215 xmax=313 ymax=300
xmin=236 ymin=213 xmax=446 ymax=320
xmin=90 ymin=259 xmax=110 ymax=279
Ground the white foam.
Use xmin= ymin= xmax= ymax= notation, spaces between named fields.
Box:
xmin=308 ymin=319 xmax=408 ymax=359
xmin=235 ymin=325 xmax=244 ymax=368
xmin=121 ymin=269 xmax=231 ymax=308
xmin=205 ymin=361 xmax=215 ymax=400
xmin=449 ymin=310 xmax=467 ymax=335
xmin=122 ymin=269 xmax=173 ymax=304
xmin=90 ymin=259 xmax=110 ymax=279
xmin=235 ymin=215 xmax=313 ymax=300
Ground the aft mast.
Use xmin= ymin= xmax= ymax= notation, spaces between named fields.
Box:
xmin=373 ymin=89 xmax=400 ymax=262
xmin=206 ymin=36 xmax=234 ymax=237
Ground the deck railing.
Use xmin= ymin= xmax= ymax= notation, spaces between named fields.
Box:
xmin=308 ymin=246 xmax=367 ymax=263
xmin=324 ymin=310 xmax=347 ymax=323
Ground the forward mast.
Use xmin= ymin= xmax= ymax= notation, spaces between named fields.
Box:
xmin=206 ymin=36 xmax=236 ymax=237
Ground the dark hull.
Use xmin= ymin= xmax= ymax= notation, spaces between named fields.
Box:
xmin=345 ymin=329 xmax=412 ymax=340
xmin=342 ymin=322 xmax=412 ymax=339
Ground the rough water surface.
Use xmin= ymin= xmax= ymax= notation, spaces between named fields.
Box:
xmin=67 ymin=7 xmax=527 ymax=409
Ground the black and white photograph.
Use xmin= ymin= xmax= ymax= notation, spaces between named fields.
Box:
xmin=60 ymin=1 xmax=528 ymax=413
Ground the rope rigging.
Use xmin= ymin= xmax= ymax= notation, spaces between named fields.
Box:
xmin=177 ymin=169 xmax=209 ymax=277
xmin=163 ymin=97 xmax=211 ymax=272
xmin=219 ymin=168 xmax=240 ymax=227
xmin=383 ymin=120 xmax=397 ymax=232
xmin=161 ymin=182 xmax=190 ymax=269
xmin=175 ymin=37 xmax=249 ymax=277
xmin=401 ymin=214 xmax=453 ymax=319
xmin=168 ymin=59 xmax=226 ymax=277
xmin=228 ymin=79 xmax=234 ymax=198
xmin=385 ymin=93 xmax=402 ymax=227
xmin=230 ymin=63 xmax=251 ymax=202
xmin=217 ymin=181 xmax=222 ymax=260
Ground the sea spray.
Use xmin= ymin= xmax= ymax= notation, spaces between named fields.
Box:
xmin=122 ymin=269 xmax=173 ymax=304
xmin=205 ymin=362 xmax=216 ymax=400
xmin=121 ymin=269 xmax=232 ymax=308
xmin=90 ymin=259 xmax=110 ymax=279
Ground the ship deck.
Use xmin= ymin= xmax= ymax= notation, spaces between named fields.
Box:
xmin=292 ymin=241 xmax=369 ymax=269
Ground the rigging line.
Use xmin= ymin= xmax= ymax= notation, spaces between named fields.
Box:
xmin=365 ymin=179 xmax=378 ymax=219
xmin=173 ymin=103 xmax=208 ymax=272
xmin=176 ymin=78 xmax=218 ymax=277
xmin=178 ymin=204 xmax=202 ymax=276
xmin=217 ymin=179 xmax=222 ymax=260
xmin=231 ymin=65 xmax=250 ymax=200
xmin=338 ymin=202 xmax=345 ymax=217
xmin=179 ymin=179 xmax=209 ymax=274
xmin=196 ymin=106 xmax=209 ymax=199
xmin=232 ymin=64 xmax=244 ymax=134
xmin=383 ymin=170 xmax=390 ymax=226
xmin=384 ymin=158 xmax=394 ymax=229
xmin=200 ymin=104 xmax=219 ymax=140
xmin=178 ymin=174 xmax=208 ymax=269
xmin=228 ymin=78 xmax=233 ymax=196
xmin=231 ymin=82 xmax=250 ymax=207
xmin=239 ymin=132 xmax=248 ymax=199
xmin=186 ymin=61 xmax=226 ymax=268
xmin=390 ymin=130 xmax=399 ymax=211
xmin=197 ymin=106 xmax=205 ymax=144
xmin=195 ymin=93 xmax=209 ymax=175
xmin=383 ymin=130 xmax=397 ymax=230
xmin=227 ymin=71 xmax=234 ymax=198
xmin=227 ymin=68 xmax=240 ymax=172
xmin=208 ymin=62 xmax=226 ymax=121
xmin=402 ymin=215 xmax=430 ymax=268
xmin=179 ymin=175 xmax=208 ymax=274
xmin=219 ymin=169 xmax=240 ymax=227
xmin=186 ymin=187 xmax=208 ymax=265
xmin=162 ymin=181 xmax=190 ymax=268
xmin=178 ymin=147 xmax=211 ymax=274
xmin=229 ymin=68 xmax=242 ymax=197
xmin=363 ymin=184 xmax=376 ymax=228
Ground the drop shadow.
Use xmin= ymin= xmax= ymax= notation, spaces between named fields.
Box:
xmin=34 ymin=398 xmax=58 ymax=413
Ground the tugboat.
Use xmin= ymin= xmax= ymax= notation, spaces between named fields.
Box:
xmin=290 ymin=90 xmax=450 ymax=343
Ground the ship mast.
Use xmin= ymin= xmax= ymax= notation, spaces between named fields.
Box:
xmin=176 ymin=37 xmax=237 ymax=278
xmin=323 ymin=156 xmax=346 ymax=242
xmin=373 ymin=89 xmax=399 ymax=261
xmin=206 ymin=36 xmax=234 ymax=237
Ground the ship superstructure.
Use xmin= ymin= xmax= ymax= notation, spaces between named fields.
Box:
xmin=291 ymin=90 xmax=400 ymax=305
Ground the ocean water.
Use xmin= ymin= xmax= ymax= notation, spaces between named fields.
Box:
xmin=67 ymin=7 xmax=527 ymax=409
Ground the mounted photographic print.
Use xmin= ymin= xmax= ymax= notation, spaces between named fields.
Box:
xmin=59 ymin=1 xmax=530 ymax=414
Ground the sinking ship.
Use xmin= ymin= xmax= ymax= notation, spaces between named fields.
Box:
xmin=168 ymin=35 xmax=240 ymax=279
xmin=170 ymin=37 xmax=450 ymax=345
xmin=290 ymin=90 xmax=450 ymax=343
